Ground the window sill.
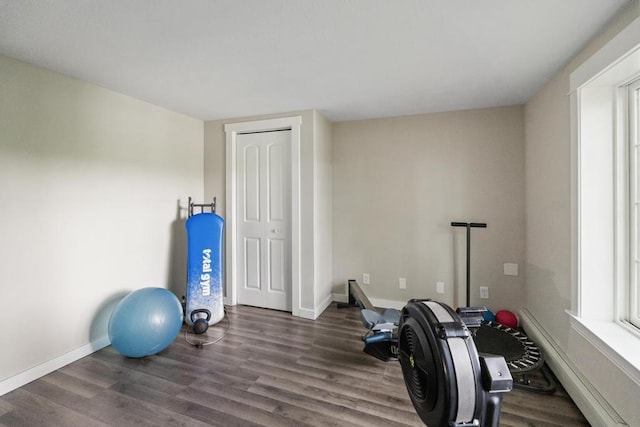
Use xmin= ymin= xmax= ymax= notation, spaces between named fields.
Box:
xmin=567 ymin=311 xmax=640 ymax=386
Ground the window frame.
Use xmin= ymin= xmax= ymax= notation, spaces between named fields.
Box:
xmin=569 ymin=15 xmax=640 ymax=380
xmin=629 ymin=78 xmax=640 ymax=329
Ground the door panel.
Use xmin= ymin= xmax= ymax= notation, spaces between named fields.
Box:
xmin=243 ymin=145 xmax=260 ymax=222
xmin=268 ymin=144 xmax=285 ymax=221
xmin=236 ymin=130 xmax=291 ymax=311
xmin=244 ymin=237 xmax=261 ymax=290
xmin=268 ymin=239 xmax=286 ymax=292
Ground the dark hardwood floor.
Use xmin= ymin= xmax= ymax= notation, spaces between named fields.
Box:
xmin=0 ymin=303 xmax=589 ymax=426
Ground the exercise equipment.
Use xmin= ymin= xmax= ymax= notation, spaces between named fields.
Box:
xmin=108 ymin=287 xmax=183 ymax=358
xmin=339 ymin=280 xmax=399 ymax=361
xmin=495 ymin=310 xmax=518 ymax=328
xmin=400 ymin=300 xmax=512 ymax=426
xmin=483 ymin=309 xmax=496 ymax=322
xmin=361 ymin=307 xmax=401 ymax=361
xmin=475 ymin=321 xmax=541 ymax=373
xmin=340 ymin=280 xmax=513 ymax=426
xmin=451 ymin=220 xmax=556 ymax=393
xmin=475 ymin=321 xmax=556 ymax=393
xmin=451 ymin=221 xmax=487 ymax=307
xmin=185 ymin=197 xmax=224 ymax=334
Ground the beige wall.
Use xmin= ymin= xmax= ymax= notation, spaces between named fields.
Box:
xmin=524 ymin=2 xmax=640 ymax=424
xmin=0 ymin=56 xmax=204 ymax=385
xmin=332 ymin=106 xmax=525 ymax=310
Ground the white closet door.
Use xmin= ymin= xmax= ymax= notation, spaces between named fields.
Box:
xmin=236 ymin=130 xmax=291 ymax=311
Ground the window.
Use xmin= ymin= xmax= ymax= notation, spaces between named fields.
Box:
xmin=574 ymin=62 xmax=640 ymax=332
xmin=630 ymin=78 xmax=640 ymax=329
xmin=569 ymin=16 xmax=640 ymax=376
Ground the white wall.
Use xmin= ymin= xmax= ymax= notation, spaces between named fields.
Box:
xmin=0 ymin=55 xmax=203 ymax=388
xmin=332 ymin=106 xmax=525 ymax=311
xmin=313 ymin=110 xmax=333 ymax=310
xmin=524 ymin=2 xmax=640 ymax=424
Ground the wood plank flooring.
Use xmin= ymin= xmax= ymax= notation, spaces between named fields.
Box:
xmin=0 ymin=303 xmax=589 ymax=426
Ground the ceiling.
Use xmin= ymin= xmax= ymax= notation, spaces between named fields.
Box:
xmin=0 ymin=1 xmax=630 ymax=122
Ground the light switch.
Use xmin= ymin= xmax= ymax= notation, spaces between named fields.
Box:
xmin=504 ymin=263 xmax=518 ymax=276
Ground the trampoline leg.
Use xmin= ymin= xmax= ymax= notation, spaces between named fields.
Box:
xmin=513 ymin=363 xmax=557 ymax=394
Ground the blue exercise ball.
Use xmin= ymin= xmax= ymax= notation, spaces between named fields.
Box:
xmin=108 ymin=287 xmax=183 ymax=358
xmin=483 ymin=309 xmax=496 ymax=322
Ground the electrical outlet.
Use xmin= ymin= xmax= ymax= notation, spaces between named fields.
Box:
xmin=399 ymin=277 xmax=407 ymax=289
xmin=363 ymin=273 xmax=370 ymax=285
xmin=480 ymin=286 xmax=489 ymax=299
xmin=436 ymin=281 xmax=445 ymax=294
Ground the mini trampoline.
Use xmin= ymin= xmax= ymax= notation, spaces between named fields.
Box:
xmin=474 ymin=321 xmax=556 ymax=393
xmin=475 ymin=321 xmax=542 ymax=373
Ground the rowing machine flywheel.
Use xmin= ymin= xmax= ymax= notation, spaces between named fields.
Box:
xmin=399 ymin=300 xmax=513 ymax=427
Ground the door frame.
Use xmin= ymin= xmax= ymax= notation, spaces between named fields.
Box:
xmin=224 ymin=116 xmax=302 ymax=316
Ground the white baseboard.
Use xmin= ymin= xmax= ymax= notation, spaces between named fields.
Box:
xmin=519 ymin=309 xmax=628 ymax=427
xmin=298 ymin=293 xmax=335 ymax=320
xmin=0 ymin=336 xmax=110 ymax=397
xmin=314 ymin=293 xmax=334 ymax=317
xmin=297 ymin=307 xmax=316 ymax=319
xmin=332 ymin=293 xmax=348 ymax=303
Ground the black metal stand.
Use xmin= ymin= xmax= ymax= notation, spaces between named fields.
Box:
xmin=188 ymin=196 xmax=216 ymax=217
xmin=451 ymin=221 xmax=487 ymax=307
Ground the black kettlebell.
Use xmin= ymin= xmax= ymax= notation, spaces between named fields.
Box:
xmin=190 ymin=309 xmax=211 ymax=334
